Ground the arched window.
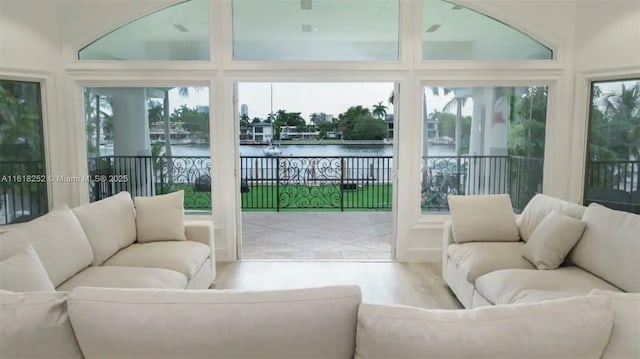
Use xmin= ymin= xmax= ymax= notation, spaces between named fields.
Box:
xmin=422 ymin=1 xmax=552 ymax=60
xmin=78 ymin=0 xmax=209 ymax=61
xmin=78 ymin=0 xmax=552 ymax=62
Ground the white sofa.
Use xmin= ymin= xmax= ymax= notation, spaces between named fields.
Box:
xmin=1 ymin=285 xmax=638 ymax=359
xmin=0 ymin=191 xmax=215 ymax=291
xmin=443 ymin=194 xmax=639 ymax=308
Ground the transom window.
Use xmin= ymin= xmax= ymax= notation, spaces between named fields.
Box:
xmin=78 ymin=0 xmax=551 ymax=62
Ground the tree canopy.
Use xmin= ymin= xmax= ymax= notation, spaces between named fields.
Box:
xmin=170 ymin=105 xmax=210 ymax=141
xmin=337 ymin=106 xmax=388 ymax=140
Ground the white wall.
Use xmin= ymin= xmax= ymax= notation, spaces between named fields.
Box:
xmin=574 ymin=1 xmax=640 ymax=72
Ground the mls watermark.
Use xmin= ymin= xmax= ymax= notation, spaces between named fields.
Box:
xmin=0 ymin=175 xmax=129 ymax=183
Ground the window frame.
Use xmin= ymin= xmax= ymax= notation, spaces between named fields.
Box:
xmin=0 ymin=72 xmax=55 ymax=221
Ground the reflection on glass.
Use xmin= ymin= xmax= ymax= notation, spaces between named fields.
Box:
xmin=420 ymin=86 xmax=548 ymax=213
xmin=84 ymin=86 xmax=212 ymax=210
xmin=232 ymin=0 xmax=399 ymax=61
xmin=422 ymin=1 xmax=552 ymax=60
xmin=79 ymin=0 xmax=209 ymax=61
xmin=584 ymin=79 xmax=640 ymax=213
xmin=0 ymin=80 xmax=48 ymax=224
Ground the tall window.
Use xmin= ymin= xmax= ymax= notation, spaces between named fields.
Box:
xmin=0 ymin=80 xmax=47 ymax=224
xmin=584 ymin=79 xmax=640 ymax=214
xmin=83 ymin=86 xmax=211 ymax=211
xmin=420 ymin=85 xmax=547 ymax=212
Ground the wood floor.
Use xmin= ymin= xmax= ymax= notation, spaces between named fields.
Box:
xmin=215 ymin=261 xmax=462 ymax=309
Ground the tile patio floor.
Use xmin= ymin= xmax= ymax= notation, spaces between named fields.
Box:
xmin=240 ymin=212 xmax=392 ymax=260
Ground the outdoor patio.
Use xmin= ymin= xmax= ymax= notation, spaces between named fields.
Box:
xmin=241 ymin=212 xmax=392 ymax=260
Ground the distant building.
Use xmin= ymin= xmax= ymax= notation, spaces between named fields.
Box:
xmin=197 ymin=105 xmax=210 ymax=113
xmin=240 ymin=104 xmax=248 ymax=117
xmin=385 ymin=114 xmax=394 ymax=139
xmin=279 ymin=125 xmax=320 ymax=140
xmin=251 ymin=122 xmax=274 ymax=143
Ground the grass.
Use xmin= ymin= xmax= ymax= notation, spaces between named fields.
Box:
xmin=241 ymin=183 xmax=392 ymax=212
xmin=162 ymin=183 xmax=392 ymax=212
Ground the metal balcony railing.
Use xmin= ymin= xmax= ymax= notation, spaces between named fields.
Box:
xmin=0 ymin=160 xmax=48 ymax=225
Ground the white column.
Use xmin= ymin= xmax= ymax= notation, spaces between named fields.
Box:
xmin=110 ymin=88 xmax=151 ymax=156
xmin=101 ymin=88 xmax=152 ymax=197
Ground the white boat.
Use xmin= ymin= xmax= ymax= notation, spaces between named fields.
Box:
xmin=263 ymin=144 xmax=282 ymax=156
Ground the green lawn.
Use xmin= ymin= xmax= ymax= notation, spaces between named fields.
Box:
xmin=163 ymin=183 xmax=392 ymax=212
xmin=241 ymin=183 xmax=392 ymax=211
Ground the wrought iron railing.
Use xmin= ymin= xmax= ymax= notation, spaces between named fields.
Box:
xmin=240 ymin=156 xmax=393 ymax=210
xmin=585 ymin=159 xmax=640 ymax=214
xmin=420 ymin=155 xmax=543 ymax=212
xmin=88 ymin=155 xmax=212 ymax=209
xmin=0 ymin=160 xmax=48 ymax=225
xmin=88 ymin=154 xmax=545 ymax=212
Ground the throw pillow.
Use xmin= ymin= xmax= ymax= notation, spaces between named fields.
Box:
xmin=355 ymin=296 xmax=613 ymax=359
xmin=0 ymin=291 xmax=83 ymax=358
xmin=590 ymin=289 xmax=640 ymax=359
xmin=522 ymin=210 xmax=586 ymax=269
xmin=135 ymin=190 xmax=187 ymax=242
xmin=517 ymin=194 xmax=586 ymax=242
xmin=447 ymin=194 xmax=519 ymax=242
xmin=72 ymin=191 xmax=137 ymax=265
xmin=0 ymin=205 xmax=94 ymax=287
xmin=0 ymin=244 xmax=55 ymax=292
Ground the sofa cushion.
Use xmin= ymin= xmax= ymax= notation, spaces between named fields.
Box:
xmin=355 ymin=296 xmax=613 ymax=359
xmin=57 ymin=266 xmax=188 ymax=291
xmin=447 ymin=242 xmax=535 ymax=282
xmin=103 ymin=241 xmax=210 ymax=280
xmin=67 ymin=285 xmax=362 ymax=359
xmin=590 ymin=290 xmax=640 ymax=359
xmin=72 ymin=191 xmax=136 ymax=265
xmin=522 ymin=210 xmax=586 ymax=269
xmin=448 ymin=194 xmax=520 ymax=243
xmin=0 ymin=291 xmax=83 ymax=358
xmin=135 ymin=190 xmax=187 ymax=242
xmin=475 ymin=266 xmax=621 ymax=305
xmin=517 ymin=194 xmax=586 ymax=242
xmin=0 ymin=244 xmax=55 ymax=292
xmin=568 ymin=203 xmax=640 ymax=292
xmin=0 ymin=206 xmax=93 ymax=287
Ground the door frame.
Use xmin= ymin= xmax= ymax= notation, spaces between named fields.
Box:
xmin=230 ymin=77 xmax=406 ymax=261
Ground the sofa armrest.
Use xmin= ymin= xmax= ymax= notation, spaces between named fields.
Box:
xmin=185 ymin=220 xmax=216 ymax=283
xmin=185 ymin=220 xmax=214 ymax=248
xmin=442 ymin=221 xmax=454 ymax=271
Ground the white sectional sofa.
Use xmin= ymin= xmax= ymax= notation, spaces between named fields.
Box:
xmin=443 ymin=194 xmax=640 ymax=309
xmin=0 ymin=191 xmax=215 ymax=291
xmin=1 ymin=285 xmax=638 ymax=359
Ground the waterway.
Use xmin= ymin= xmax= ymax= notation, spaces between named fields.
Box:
xmin=163 ymin=144 xmax=456 ymax=157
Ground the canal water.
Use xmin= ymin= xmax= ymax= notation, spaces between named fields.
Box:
xmin=165 ymin=144 xmax=455 ymax=157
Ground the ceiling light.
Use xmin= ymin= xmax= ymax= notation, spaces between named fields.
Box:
xmin=302 ymin=24 xmax=313 ymax=33
xmin=301 ymin=0 xmax=312 ymax=10
xmin=425 ymin=24 xmax=441 ymax=33
xmin=173 ymin=24 xmax=189 ymax=33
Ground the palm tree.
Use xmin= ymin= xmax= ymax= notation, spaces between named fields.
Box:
xmin=372 ymin=101 xmax=388 ymax=120
xmin=443 ymin=94 xmax=469 ymax=155
xmin=83 ymin=88 xmax=112 ymax=157
xmin=161 ymin=87 xmax=202 ymax=158
xmin=603 ymin=82 xmax=640 ymax=160
xmin=240 ymin=114 xmax=251 ymax=128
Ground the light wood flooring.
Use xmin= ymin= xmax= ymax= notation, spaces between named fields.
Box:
xmin=215 ymin=261 xmax=462 ymax=309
